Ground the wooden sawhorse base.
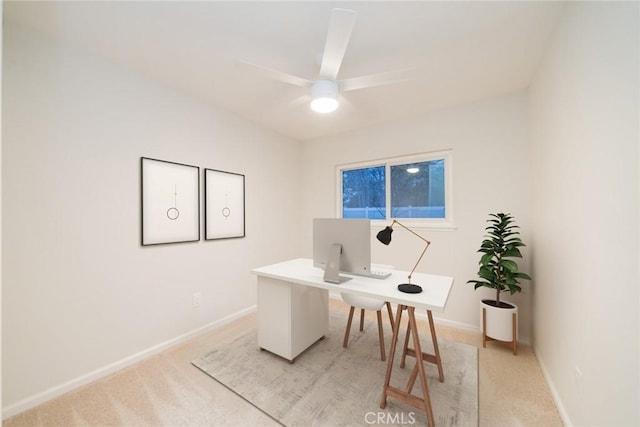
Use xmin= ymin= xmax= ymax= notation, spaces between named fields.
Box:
xmin=380 ymin=305 xmax=444 ymax=427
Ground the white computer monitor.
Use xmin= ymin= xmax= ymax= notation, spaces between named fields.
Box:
xmin=313 ymin=218 xmax=372 ymax=283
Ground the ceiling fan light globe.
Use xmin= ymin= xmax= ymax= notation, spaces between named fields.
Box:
xmin=311 ymin=97 xmax=338 ymax=113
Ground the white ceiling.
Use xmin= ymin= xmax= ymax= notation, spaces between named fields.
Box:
xmin=4 ymin=1 xmax=565 ymax=141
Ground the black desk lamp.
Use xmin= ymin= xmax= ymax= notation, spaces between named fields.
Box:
xmin=376 ymin=220 xmax=431 ymax=294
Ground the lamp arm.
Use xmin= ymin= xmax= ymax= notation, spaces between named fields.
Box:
xmin=390 ymin=220 xmax=431 ymax=284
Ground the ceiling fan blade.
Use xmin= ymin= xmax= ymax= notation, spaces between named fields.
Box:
xmin=237 ymin=60 xmax=313 ymax=88
xmin=319 ymin=8 xmax=357 ymax=80
xmin=290 ymin=94 xmax=312 ymax=108
xmin=340 ymin=68 xmax=417 ymax=92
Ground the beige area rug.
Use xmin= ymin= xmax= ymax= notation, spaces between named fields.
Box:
xmin=192 ymin=311 xmax=478 ymax=426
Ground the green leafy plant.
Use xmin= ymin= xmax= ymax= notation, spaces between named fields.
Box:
xmin=468 ymin=213 xmax=531 ymax=307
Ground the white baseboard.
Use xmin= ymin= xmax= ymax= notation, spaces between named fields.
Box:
xmin=535 ymin=351 xmax=573 ymax=426
xmin=329 ymin=294 xmax=531 ymax=345
xmin=2 ymin=305 xmax=257 ymax=420
xmin=330 ymin=293 xmax=478 ymax=330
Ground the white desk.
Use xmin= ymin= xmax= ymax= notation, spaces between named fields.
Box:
xmin=253 ymin=258 xmax=454 ymax=427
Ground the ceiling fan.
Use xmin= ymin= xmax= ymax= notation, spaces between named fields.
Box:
xmin=240 ymin=8 xmax=414 ymax=114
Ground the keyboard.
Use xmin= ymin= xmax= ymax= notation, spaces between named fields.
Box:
xmin=366 ymin=270 xmax=392 ymax=279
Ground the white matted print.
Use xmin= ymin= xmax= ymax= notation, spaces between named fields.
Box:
xmin=141 ymin=157 xmax=200 ymax=245
xmin=205 ymin=169 xmax=245 ymax=240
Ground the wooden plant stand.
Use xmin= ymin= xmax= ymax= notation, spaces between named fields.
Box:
xmin=482 ymin=307 xmax=517 ymax=355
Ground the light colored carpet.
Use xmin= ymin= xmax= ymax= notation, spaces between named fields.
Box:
xmin=192 ymin=311 xmax=478 ymax=426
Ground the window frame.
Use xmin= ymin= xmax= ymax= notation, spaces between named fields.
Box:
xmin=336 ymin=150 xmax=455 ymax=230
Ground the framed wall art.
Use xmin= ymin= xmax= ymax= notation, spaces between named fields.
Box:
xmin=141 ymin=157 xmax=200 ymax=245
xmin=205 ymin=168 xmax=245 ymax=240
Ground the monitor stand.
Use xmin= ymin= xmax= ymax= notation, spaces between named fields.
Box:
xmin=323 ymin=243 xmax=352 ymax=284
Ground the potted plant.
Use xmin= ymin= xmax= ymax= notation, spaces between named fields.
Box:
xmin=467 ymin=212 xmax=531 ymax=354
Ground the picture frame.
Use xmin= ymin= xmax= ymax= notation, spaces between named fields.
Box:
xmin=205 ymin=168 xmax=245 ymax=240
xmin=141 ymin=157 xmax=200 ymax=245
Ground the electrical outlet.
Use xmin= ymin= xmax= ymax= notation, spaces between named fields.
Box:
xmin=192 ymin=292 xmax=202 ymax=308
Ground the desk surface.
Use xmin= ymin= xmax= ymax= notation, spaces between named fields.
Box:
xmin=253 ymin=258 xmax=454 ymax=312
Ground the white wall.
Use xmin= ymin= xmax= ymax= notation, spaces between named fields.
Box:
xmin=529 ymin=2 xmax=639 ymax=426
xmin=299 ymin=92 xmax=532 ymax=337
xmin=2 ymin=23 xmax=301 ymax=415
xmin=0 ymin=0 xmax=4 ymax=415
xmin=4 ymin=3 xmax=639 ymax=425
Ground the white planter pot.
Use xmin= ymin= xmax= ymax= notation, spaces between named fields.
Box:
xmin=481 ymin=299 xmax=518 ymax=354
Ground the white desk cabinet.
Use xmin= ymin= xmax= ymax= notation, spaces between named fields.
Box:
xmin=257 ymin=275 xmax=329 ymax=362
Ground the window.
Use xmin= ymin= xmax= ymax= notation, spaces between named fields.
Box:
xmin=338 ymin=150 xmax=453 ymax=228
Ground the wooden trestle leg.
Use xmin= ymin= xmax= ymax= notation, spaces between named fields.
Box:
xmin=380 ymin=304 xmax=404 ymax=410
xmin=380 ymin=306 xmax=444 ymax=427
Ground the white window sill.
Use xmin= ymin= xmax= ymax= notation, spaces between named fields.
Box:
xmin=371 ymin=219 xmax=457 ymax=231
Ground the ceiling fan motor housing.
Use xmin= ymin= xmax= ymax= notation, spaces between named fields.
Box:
xmin=311 ymin=79 xmax=339 ymax=113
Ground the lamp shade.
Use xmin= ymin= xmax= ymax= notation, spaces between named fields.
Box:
xmin=376 ymin=226 xmax=393 ymax=245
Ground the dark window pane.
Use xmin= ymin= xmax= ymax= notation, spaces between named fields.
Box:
xmin=342 ymin=166 xmax=386 ymax=219
xmin=390 ymin=160 xmax=445 ymax=218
